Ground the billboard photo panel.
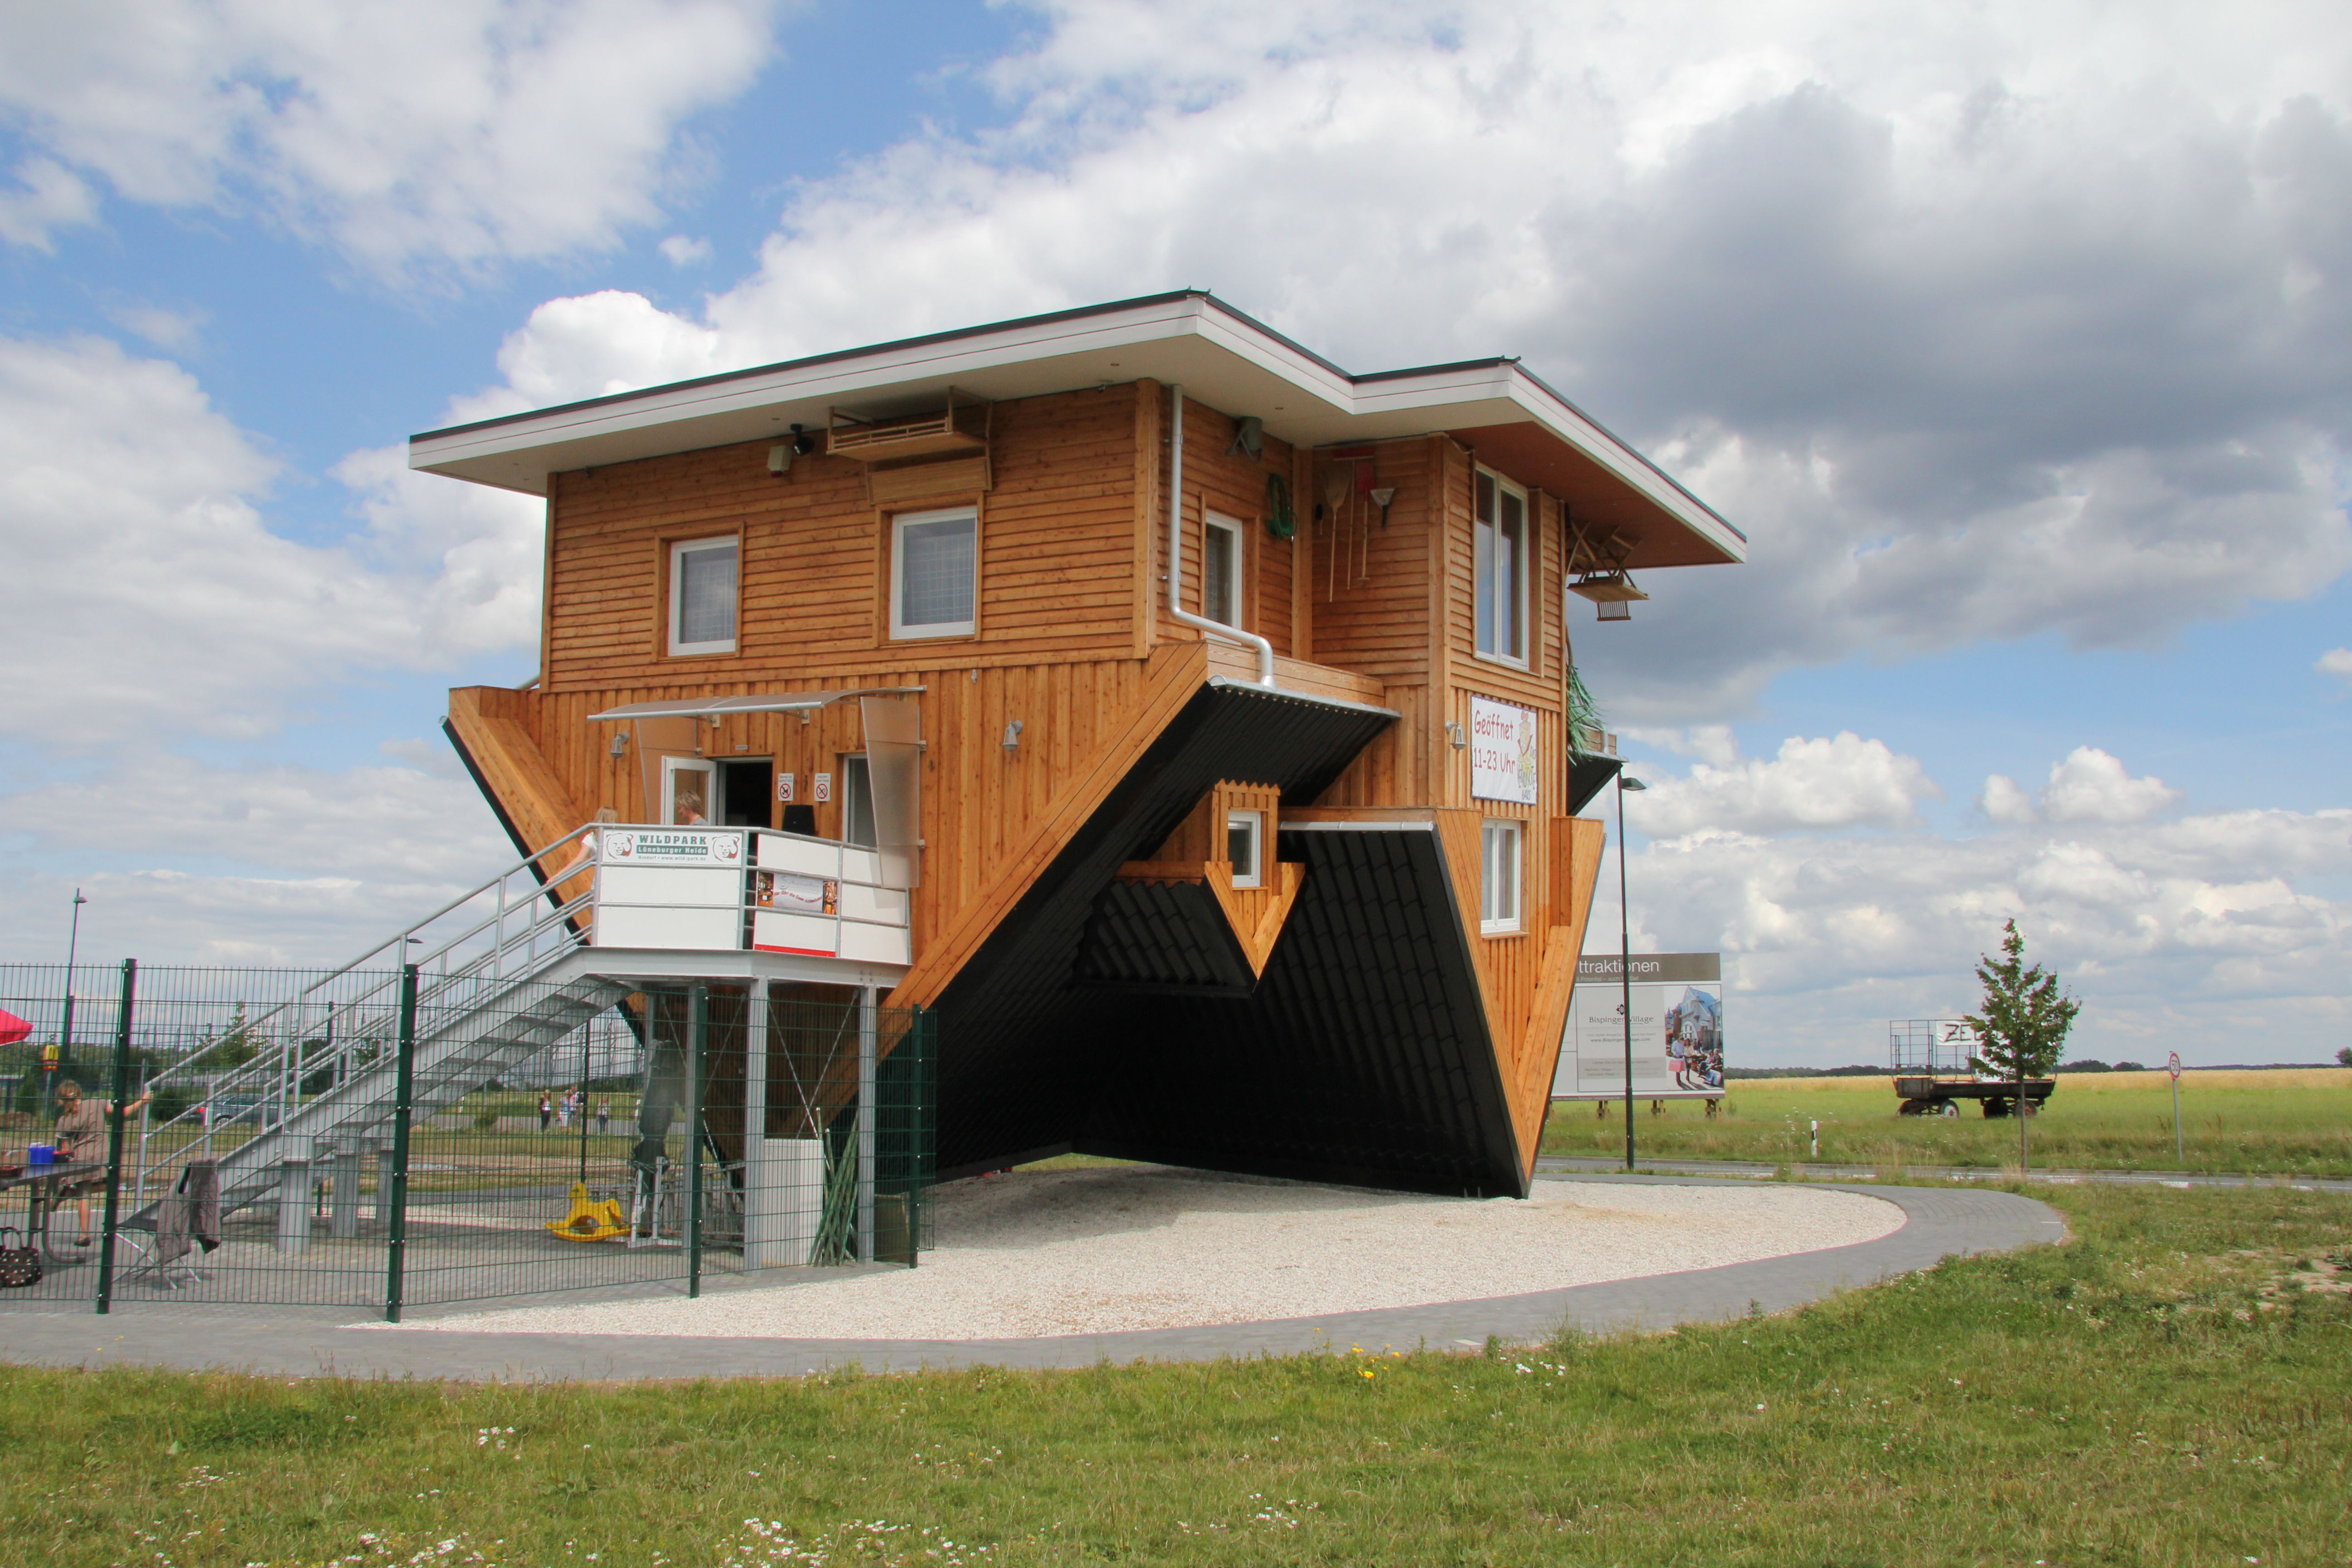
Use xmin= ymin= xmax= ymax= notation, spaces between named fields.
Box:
xmin=1553 ymin=952 xmax=1725 ymax=1100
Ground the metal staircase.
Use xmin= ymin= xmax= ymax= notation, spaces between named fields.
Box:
xmin=137 ymin=825 xmax=613 ymax=1224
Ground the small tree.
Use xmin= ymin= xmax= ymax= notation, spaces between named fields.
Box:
xmin=2338 ymin=1045 xmax=2351 ymax=1068
xmin=1965 ymin=919 xmax=2081 ymax=1168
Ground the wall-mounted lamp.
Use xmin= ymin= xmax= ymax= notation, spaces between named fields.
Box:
xmin=608 ymin=732 xmax=629 ymax=758
xmin=767 ymin=424 xmax=817 ymax=476
xmin=1002 ymin=719 xmax=1024 ymax=753
xmin=1370 ymin=486 xmax=1396 ymax=528
xmin=1597 ymin=601 xmax=1632 ymax=622
xmin=1447 ymin=720 xmax=1467 ymax=750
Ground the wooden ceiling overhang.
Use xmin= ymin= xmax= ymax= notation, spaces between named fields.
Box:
xmin=1438 ymin=421 xmax=1735 ymax=571
xmin=410 ymin=290 xmax=1744 ymax=573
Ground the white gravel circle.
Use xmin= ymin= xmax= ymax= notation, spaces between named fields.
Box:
xmin=401 ymin=1167 xmax=1903 ymax=1342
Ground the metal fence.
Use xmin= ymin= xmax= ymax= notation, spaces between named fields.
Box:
xmin=0 ymin=962 xmax=933 ymax=1318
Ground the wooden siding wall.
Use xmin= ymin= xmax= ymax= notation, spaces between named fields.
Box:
xmin=1131 ymin=380 xmax=1302 ymax=660
xmin=545 ymin=383 xmax=1150 ymax=688
xmin=509 ymin=655 xmax=1190 ymax=956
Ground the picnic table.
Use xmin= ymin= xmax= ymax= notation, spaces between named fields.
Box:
xmin=1 ymin=1161 xmax=108 ymax=1262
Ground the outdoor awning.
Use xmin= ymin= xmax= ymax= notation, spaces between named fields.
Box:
xmin=586 ymin=687 xmax=925 ymax=722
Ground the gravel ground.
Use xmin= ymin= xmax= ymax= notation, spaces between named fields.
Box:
xmin=396 ymin=1166 xmax=1903 ymax=1341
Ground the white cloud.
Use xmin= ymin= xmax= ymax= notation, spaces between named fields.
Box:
xmin=658 ymin=234 xmax=713 ymax=266
xmin=445 ymin=0 xmax=2352 ymax=717
xmin=98 ymin=300 xmax=207 ymax=351
xmin=0 ymin=334 xmax=541 ymax=747
xmin=449 ymin=288 xmax=732 ymax=424
xmin=0 ymin=0 xmax=784 ymax=280
xmin=1978 ymin=774 xmax=2038 ymax=823
xmin=1596 ymin=796 xmax=2352 ymax=1065
xmin=2319 ymin=647 xmax=2352 ymax=683
xmin=1627 ymin=732 xmax=1941 ymax=836
xmin=0 ymin=155 xmax=98 ymax=249
xmin=2038 ymin=746 xmax=2180 ymax=823
xmin=1594 ymin=735 xmax=2325 ymax=1060
xmin=333 ymin=444 xmax=548 ymax=656
xmin=0 ymin=751 xmax=512 ymax=965
xmin=1622 ymin=725 xmax=1742 ymax=769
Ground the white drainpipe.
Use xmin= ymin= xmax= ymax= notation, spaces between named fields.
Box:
xmin=1167 ymin=383 xmax=1278 ymax=687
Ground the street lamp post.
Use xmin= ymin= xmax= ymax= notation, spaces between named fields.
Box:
xmin=50 ymin=888 xmax=88 ymax=1119
xmin=1617 ymin=775 xmax=1647 ymax=1172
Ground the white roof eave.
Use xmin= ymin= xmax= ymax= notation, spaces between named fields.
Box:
xmin=407 ymin=294 xmax=1741 ymax=560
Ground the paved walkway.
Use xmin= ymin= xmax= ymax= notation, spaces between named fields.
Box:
xmin=1538 ymin=1156 xmax=2352 ymax=1192
xmin=0 ymin=1175 xmax=2062 ymax=1382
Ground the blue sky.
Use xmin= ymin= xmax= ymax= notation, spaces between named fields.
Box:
xmin=2 ymin=0 xmax=2347 ymax=1064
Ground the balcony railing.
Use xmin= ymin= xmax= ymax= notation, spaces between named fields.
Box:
xmin=590 ymin=826 xmax=912 ymax=966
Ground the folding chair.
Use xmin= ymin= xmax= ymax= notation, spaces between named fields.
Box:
xmin=119 ymin=1160 xmax=219 ymax=1290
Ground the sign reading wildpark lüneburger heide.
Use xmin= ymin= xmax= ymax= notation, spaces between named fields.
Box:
xmin=1553 ymin=952 xmax=1726 ymax=1100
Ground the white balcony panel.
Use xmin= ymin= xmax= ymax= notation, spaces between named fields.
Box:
xmin=595 ymin=904 xmax=741 ymax=951
xmin=753 ymin=910 xmax=839 ymax=957
xmin=599 ymin=865 xmax=743 ymax=908
xmin=840 ymin=882 xmax=910 ymax=926
xmin=839 ymin=923 xmax=913 ymax=965
xmin=757 ymin=834 xmax=843 ymax=876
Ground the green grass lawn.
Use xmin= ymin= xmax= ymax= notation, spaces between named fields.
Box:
xmin=1541 ymin=1068 xmax=2352 ymax=1177
xmin=4 ymin=1181 xmax=2347 ymax=1567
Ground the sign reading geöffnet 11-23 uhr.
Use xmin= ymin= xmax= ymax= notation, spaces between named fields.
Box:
xmin=1468 ymin=696 xmax=1539 ymax=804
xmin=1553 ymin=952 xmax=1726 ymax=1101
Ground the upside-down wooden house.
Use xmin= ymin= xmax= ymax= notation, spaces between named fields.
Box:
xmin=412 ymin=292 xmax=1744 ymax=1199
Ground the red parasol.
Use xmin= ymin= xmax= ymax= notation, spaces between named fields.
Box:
xmin=0 ymin=1007 xmax=30 ymax=1047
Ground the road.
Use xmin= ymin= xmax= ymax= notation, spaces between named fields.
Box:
xmin=1534 ymin=1155 xmax=2352 ymax=1194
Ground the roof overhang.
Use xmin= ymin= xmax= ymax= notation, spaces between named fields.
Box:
xmin=410 ymin=290 xmax=1743 ymax=569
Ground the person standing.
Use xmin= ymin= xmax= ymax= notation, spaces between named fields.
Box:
xmin=51 ymin=1079 xmax=149 ymax=1246
xmin=596 ymin=1098 xmax=609 ymax=1135
xmin=538 ymin=1092 xmax=552 ymax=1132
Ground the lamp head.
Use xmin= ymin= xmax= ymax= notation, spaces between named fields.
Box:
xmin=1620 ymin=775 xmax=1648 ymax=792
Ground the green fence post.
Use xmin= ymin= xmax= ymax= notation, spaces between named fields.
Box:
xmin=49 ymin=985 xmax=74 ymax=1122
xmin=687 ymin=983 xmax=705 ymax=1299
xmin=94 ymin=960 xmax=137 ymax=1315
xmin=576 ymin=1022 xmax=592 ymax=1186
xmin=383 ymin=964 xmax=419 ymax=1323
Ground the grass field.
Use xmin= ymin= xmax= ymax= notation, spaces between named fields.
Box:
xmin=1540 ymin=1068 xmax=2352 ymax=1177
xmin=3 ymin=1180 xmax=2347 ymax=1567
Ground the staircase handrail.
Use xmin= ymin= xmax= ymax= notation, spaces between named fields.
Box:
xmin=142 ymin=823 xmax=596 ymax=1092
xmin=130 ymin=880 xmax=597 ymax=1190
xmin=132 ymin=823 xmax=601 ymax=1194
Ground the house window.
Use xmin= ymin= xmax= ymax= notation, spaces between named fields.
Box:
xmin=1225 ymin=809 xmax=1263 ymax=889
xmin=892 ymin=506 xmax=978 ymax=638
xmin=1474 ymin=470 xmax=1528 ymax=666
xmin=1202 ymin=512 xmax=1243 ymax=627
xmin=1480 ymin=819 xmax=1522 ymax=933
xmin=669 ymin=537 xmax=738 ymax=656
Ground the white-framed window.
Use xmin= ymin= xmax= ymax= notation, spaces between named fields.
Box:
xmin=668 ymin=537 xmax=738 ymax=656
xmin=1474 ymin=469 xmax=1528 ymax=666
xmin=1225 ymin=809 xmax=1264 ymax=889
xmin=1202 ymin=511 xmax=1243 ymax=628
xmin=1480 ymin=818 xmax=1522 ymax=933
xmin=891 ymin=505 xmax=978 ymax=639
